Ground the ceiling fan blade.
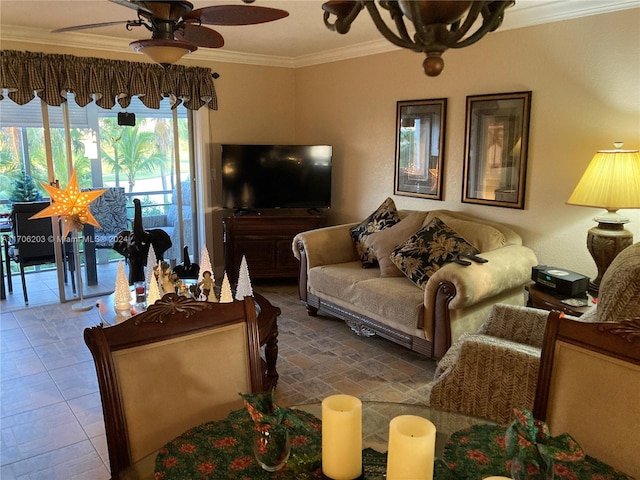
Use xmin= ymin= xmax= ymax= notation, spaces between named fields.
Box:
xmin=176 ymin=25 xmax=224 ymax=48
xmin=109 ymin=0 xmax=153 ymax=16
xmin=187 ymin=5 xmax=289 ymax=26
xmin=52 ymin=20 xmax=133 ymax=33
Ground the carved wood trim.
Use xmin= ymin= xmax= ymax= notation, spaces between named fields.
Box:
xmin=305 ymin=292 xmax=435 ymax=358
xmin=134 ymin=294 xmax=214 ymax=325
xmin=433 ymin=281 xmax=456 ymax=359
xmin=599 ymin=318 xmax=640 ymax=343
xmin=296 ymin=239 xmax=309 ymax=303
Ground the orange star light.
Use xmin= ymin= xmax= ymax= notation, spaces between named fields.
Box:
xmin=30 ymin=170 xmax=107 ymax=237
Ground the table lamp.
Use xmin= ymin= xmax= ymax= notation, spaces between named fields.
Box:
xmin=567 ymin=142 xmax=640 ymax=295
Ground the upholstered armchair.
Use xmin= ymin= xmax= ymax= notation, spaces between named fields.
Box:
xmin=428 ymin=241 xmax=640 ymax=425
xmin=427 ymin=304 xmax=554 ymax=424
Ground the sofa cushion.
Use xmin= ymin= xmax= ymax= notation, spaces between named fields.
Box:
xmin=308 ymin=261 xmax=424 ymax=335
xmin=391 ymin=217 xmax=479 ymax=287
xmin=350 ymin=197 xmax=401 ymax=268
xmin=364 ymin=212 xmax=427 ymax=277
xmin=424 ymin=211 xmax=506 ymax=252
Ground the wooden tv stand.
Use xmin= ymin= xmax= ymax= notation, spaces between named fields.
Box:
xmin=223 ymin=212 xmax=327 ymax=282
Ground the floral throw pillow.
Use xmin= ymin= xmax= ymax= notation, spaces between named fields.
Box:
xmin=390 ymin=217 xmax=479 ymax=287
xmin=350 ymin=197 xmax=401 ymax=267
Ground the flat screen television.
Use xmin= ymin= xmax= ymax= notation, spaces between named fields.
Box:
xmin=220 ymin=144 xmax=332 ymax=210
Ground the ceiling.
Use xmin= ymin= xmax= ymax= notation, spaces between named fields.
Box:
xmin=1 ymin=0 xmax=638 ymax=68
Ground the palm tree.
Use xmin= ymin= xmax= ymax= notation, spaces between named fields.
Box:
xmin=101 ymin=123 xmax=165 ymax=193
xmin=99 ymin=118 xmax=123 ymax=187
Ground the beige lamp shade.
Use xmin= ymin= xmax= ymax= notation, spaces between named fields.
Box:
xmin=567 ymin=143 xmax=640 ymax=295
xmin=567 ymin=145 xmax=640 ymax=218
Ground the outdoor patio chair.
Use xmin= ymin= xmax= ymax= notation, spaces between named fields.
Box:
xmin=4 ymin=201 xmax=75 ymax=305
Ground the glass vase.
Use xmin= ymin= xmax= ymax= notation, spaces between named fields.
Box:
xmin=252 ymin=423 xmax=291 ymax=472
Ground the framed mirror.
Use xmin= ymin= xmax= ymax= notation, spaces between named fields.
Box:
xmin=462 ymin=91 xmax=532 ymax=209
xmin=394 ymin=98 xmax=447 ymax=200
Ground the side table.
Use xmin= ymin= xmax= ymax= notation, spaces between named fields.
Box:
xmin=525 ymin=283 xmax=594 ymax=317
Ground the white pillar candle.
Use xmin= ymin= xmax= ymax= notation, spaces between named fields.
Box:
xmin=322 ymin=394 xmax=362 ymax=480
xmin=386 ymin=415 xmax=436 ymax=480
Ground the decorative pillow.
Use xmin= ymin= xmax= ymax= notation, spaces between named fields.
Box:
xmin=350 ymin=197 xmax=401 ymax=267
xmin=364 ymin=212 xmax=427 ymax=277
xmin=423 ymin=214 xmax=506 ymax=252
xmin=390 ymin=217 xmax=480 ymax=287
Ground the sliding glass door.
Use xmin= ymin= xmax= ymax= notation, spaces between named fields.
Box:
xmin=0 ymin=94 xmax=196 ymax=305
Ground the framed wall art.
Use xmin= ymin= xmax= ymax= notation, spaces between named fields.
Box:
xmin=394 ymin=98 xmax=447 ymax=200
xmin=462 ymin=91 xmax=532 ymax=209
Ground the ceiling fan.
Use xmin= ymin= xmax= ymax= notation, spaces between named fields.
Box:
xmin=53 ymin=0 xmax=289 ymax=66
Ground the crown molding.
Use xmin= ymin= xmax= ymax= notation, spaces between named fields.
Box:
xmin=503 ymin=0 xmax=640 ymax=30
xmin=1 ymin=2 xmax=638 ymax=69
xmin=0 ymin=25 xmax=299 ymax=68
xmin=292 ymin=40 xmax=397 ymax=68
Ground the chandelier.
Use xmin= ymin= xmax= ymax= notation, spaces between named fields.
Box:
xmin=322 ymin=1 xmax=515 ymax=76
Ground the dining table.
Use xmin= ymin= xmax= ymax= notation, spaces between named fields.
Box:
xmin=120 ymin=401 xmax=491 ymax=480
xmin=120 ymin=400 xmax=633 ymax=480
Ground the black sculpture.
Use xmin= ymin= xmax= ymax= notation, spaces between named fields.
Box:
xmin=113 ymin=198 xmax=172 ymax=284
xmin=173 ymin=246 xmax=199 ymax=279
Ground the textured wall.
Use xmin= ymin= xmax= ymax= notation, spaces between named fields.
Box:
xmin=3 ymin=8 xmax=639 ymax=281
xmin=293 ymin=8 xmax=640 ymax=280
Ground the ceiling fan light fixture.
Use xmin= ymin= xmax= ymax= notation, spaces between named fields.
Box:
xmin=129 ymin=38 xmax=198 ymax=67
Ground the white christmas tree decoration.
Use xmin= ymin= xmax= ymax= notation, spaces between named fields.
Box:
xmin=146 ymin=274 xmax=161 ymax=306
xmin=198 ymin=245 xmax=214 ymax=284
xmin=235 ymin=255 xmax=254 ymax=300
xmin=145 ymin=244 xmax=157 ymax=285
xmin=220 ymin=272 xmax=234 ymax=303
xmin=114 ymin=260 xmax=131 ymax=310
xmin=208 ymin=287 xmax=218 ymax=303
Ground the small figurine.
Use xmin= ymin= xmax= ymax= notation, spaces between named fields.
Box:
xmin=178 ymin=280 xmax=189 ymax=297
xmin=161 ymin=265 xmax=174 ymax=295
xmin=198 ymin=271 xmax=214 ymax=300
xmin=170 ymin=272 xmax=180 ymax=294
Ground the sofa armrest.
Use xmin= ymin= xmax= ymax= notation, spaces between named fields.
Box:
xmin=425 ymin=244 xmax=537 ymax=310
xmin=293 ymin=223 xmax=359 ymax=269
xmin=428 ymin=333 xmax=541 ymax=424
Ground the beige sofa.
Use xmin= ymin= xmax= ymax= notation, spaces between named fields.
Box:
xmin=293 ymin=209 xmax=538 ymax=359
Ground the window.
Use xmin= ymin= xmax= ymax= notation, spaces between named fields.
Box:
xmin=0 ymin=93 xmax=196 ymax=300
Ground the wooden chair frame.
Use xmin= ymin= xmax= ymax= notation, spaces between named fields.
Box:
xmin=84 ymin=294 xmax=264 ymax=479
xmin=533 ymin=310 xmax=640 ymax=474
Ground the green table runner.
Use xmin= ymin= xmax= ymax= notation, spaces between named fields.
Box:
xmin=441 ymin=424 xmax=632 ymax=480
xmin=154 ymin=409 xmax=631 ymax=479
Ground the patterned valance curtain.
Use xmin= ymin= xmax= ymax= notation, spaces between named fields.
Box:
xmin=0 ymin=49 xmax=217 ymax=111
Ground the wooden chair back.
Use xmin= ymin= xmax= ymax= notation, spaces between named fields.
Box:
xmin=533 ymin=311 xmax=640 ymax=476
xmin=84 ymin=294 xmax=264 ymax=479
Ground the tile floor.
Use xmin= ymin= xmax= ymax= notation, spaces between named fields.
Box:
xmin=0 ymin=280 xmax=437 ymax=479
xmin=1 ymin=259 xmax=119 ymax=313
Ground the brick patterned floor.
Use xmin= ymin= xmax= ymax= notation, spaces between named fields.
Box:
xmin=0 ymin=281 xmax=436 ymax=479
